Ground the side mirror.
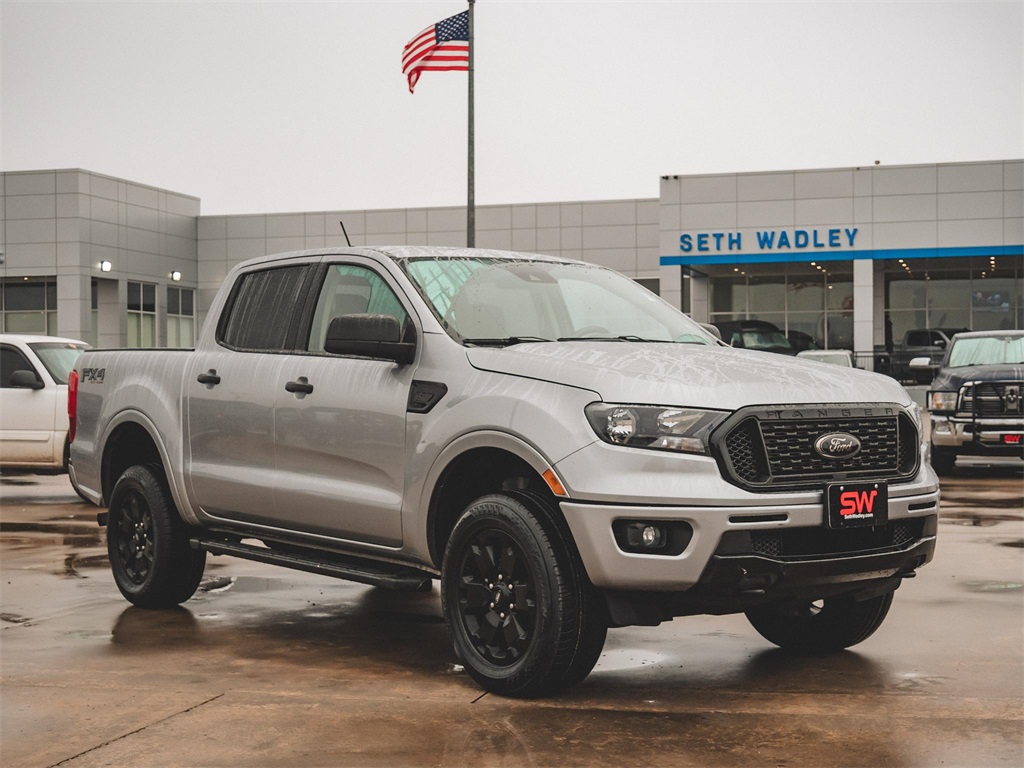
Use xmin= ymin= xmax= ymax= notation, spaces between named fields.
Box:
xmin=324 ymin=314 xmax=416 ymax=365
xmin=935 ymin=339 xmax=947 ymax=348
xmin=699 ymin=323 xmax=722 ymax=341
xmin=9 ymin=369 xmax=44 ymax=390
xmin=908 ymin=356 xmax=933 ymax=370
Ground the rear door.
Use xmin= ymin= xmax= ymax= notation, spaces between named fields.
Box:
xmin=185 ymin=262 xmax=319 ymax=523
xmin=270 ymin=258 xmax=418 ymax=546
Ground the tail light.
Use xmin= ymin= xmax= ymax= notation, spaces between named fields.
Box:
xmin=67 ymin=369 xmax=78 ymax=443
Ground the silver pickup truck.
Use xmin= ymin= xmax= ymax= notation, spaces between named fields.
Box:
xmin=71 ymin=246 xmax=939 ymax=697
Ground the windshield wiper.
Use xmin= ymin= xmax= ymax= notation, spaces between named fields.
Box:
xmin=556 ymin=335 xmax=674 ymax=343
xmin=462 ymin=336 xmax=552 ymax=347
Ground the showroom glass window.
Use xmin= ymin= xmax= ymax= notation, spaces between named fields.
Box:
xmin=707 ymin=264 xmax=854 ymax=349
xmin=884 ymin=256 xmax=1021 ymax=344
xmin=167 ymin=287 xmax=195 ymax=347
xmin=0 ymin=279 xmax=58 ymax=335
xmin=127 ymin=282 xmax=157 ymax=348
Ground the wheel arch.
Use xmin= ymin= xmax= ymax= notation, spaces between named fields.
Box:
xmin=99 ymin=411 xmax=195 ymax=523
xmin=422 ymin=431 xmax=566 ymax=568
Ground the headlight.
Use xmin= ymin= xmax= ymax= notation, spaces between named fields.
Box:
xmin=929 ymin=391 xmax=958 ymax=412
xmin=585 ymin=403 xmax=728 ymax=454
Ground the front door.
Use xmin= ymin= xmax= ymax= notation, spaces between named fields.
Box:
xmin=270 ymin=260 xmax=417 ymax=546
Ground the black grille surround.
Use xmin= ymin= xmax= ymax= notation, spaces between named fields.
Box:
xmin=712 ymin=403 xmax=921 ymax=492
xmin=957 ymin=381 xmax=1024 ymax=419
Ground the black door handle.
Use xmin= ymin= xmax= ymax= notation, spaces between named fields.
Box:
xmin=197 ymin=371 xmax=221 ymax=385
xmin=285 ymin=380 xmax=314 ymax=395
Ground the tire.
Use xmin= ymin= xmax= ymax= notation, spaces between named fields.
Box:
xmin=931 ymin=447 xmax=956 ymax=476
xmin=107 ymin=464 xmax=206 ymax=608
xmin=745 ymin=591 xmax=894 ymax=653
xmin=441 ymin=492 xmax=607 ymax=698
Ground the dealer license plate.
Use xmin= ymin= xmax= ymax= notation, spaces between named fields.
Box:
xmin=826 ymin=480 xmax=888 ymax=529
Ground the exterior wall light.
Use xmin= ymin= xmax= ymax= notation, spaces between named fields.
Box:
xmin=171 ymin=271 xmax=182 ymax=281
xmin=100 ymin=260 xmax=112 ymax=272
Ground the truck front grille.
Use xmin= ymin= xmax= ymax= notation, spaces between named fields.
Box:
xmin=714 ymin=405 xmax=919 ymax=491
xmin=957 ymin=382 xmax=1023 ymax=418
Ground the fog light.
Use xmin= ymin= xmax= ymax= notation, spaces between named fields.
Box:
xmin=613 ymin=520 xmax=693 ymax=556
xmin=624 ymin=522 xmax=665 ymax=549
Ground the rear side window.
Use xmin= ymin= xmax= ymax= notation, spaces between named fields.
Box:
xmin=219 ymin=266 xmax=313 ymax=351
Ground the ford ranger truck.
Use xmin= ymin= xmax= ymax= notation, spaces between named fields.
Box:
xmin=70 ymin=247 xmax=939 ymax=697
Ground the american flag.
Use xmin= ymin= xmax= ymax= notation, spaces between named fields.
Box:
xmin=402 ymin=11 xmax=469 ymax=94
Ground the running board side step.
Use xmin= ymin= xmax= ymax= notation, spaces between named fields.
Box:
xmin=190 ymin=537 xmax=432 ymax=591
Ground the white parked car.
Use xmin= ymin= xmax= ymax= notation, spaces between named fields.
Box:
xmin=1 ymin=334 xmax=91 ymax=494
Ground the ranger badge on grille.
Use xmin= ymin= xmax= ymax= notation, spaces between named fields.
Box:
xmin=814 ymin=432 xmax=862 ymax=459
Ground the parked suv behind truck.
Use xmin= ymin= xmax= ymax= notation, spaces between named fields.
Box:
xmin=70 ymin=247 xmax=939 ymax=697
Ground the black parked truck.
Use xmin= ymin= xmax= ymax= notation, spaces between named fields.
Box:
xmin=922 ymin=330 xmax=1024 ymax=474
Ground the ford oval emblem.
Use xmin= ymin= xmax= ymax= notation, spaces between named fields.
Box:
xmin=814 ymin=432 xmax=861 ymax=460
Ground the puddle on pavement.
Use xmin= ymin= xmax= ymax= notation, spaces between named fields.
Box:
xmin=63 ymin=552 xmax=109 ymax=577
xmin=960 ymin=580 xmax=1024 ymax=593
xmin=941 ymin=496 xmax=1024 ymax=510
xmin=999 ymin=539 xmax=1024 ymax=548
xmin=940 ymin=512 xmax=1024 ymax=527
xmin=592 ymin=649 xmax=666 ymax=672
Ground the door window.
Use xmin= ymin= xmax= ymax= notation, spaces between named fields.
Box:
xmin=307 ymin=265 xmax=409 ymax=353
xmin=1 ymin=346 xmax=38 ymax=388
xmin=219 ymin=266 xmax=314 ymax=352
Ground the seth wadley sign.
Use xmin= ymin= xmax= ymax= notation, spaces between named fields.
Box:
xmin=679 ymin=228 xmax=859 ymax=253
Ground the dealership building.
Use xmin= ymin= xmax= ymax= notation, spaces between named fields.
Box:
xmin=1 ymin=159 xmax=1021 ymax=362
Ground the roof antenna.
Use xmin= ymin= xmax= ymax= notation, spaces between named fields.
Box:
xmin=339 ymin=220 xmax=352 ymax=247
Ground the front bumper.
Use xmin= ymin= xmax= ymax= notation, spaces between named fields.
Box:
xmin=560 ymin=488 xmax=939 ymax=592
xmin=930 ymin=415 xmax=1024 ymax=455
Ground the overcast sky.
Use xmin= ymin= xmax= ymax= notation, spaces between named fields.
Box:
xmin=2 ymin=1 xmax=1021 ymax=215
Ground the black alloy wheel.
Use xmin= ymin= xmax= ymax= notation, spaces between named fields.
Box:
xmin=115 ymin=489 xmax=155 ymax=585
xmin=455 ymin=528 xmax=538 ymax=666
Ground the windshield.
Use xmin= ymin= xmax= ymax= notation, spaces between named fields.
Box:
xmin=738 ymin=331 xmax=792 ymax=350
xmin=28 ymin=342 xmax=90 ymax=385
xmin=399 ymin=258 xmax=713 ymax=345
xmin=947 ymin=336 xmax=1024 ymax=367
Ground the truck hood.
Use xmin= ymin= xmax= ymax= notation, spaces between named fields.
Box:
xmin=932 ymin=364 xmax=1024 ymax=391
xmin=467 ymin=342 xmax=912 ymax=410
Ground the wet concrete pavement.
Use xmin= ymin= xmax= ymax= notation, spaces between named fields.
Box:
xmin=2 ymin=463 xmax=1022 ymax=767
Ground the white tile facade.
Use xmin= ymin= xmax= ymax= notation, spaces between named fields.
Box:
xmin=2 ymin=170 xmax=199 ymax=345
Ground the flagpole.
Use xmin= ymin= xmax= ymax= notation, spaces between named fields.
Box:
xmin=467 ymin=0 xmax=475 ymax=248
